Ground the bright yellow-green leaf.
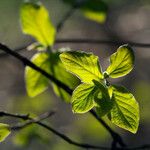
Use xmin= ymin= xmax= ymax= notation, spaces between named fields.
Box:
xmin=106 ymin=45 xmax=134 ymax=78
xmin=60 ymin=51 xmax=103 ymax=84
xmin=72 ymin=83 xmax=97 ymax=113
xmin=21 ymin=2 xmax=56 ymax=47
xmin=0 ymin=123 xmax=11 ymax=142
xmin=81 ymin=0 xmax=107 ymax=23
xmin=93 ymin=81 xmax=113 ymax=117
xmin=25 ymin=53 xmax=50 ymax=97
xmin=25 ymin=52 xmax=79 ymax=101
xmin=83 ymin=11 xmax=106 ymax=23
xmin=49 ymin=52 xmax=80 ymax=103
xmin=109 ymin=85 xmax=139 ymax=133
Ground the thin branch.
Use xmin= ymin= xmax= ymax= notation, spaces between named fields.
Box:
xmin=0 ymin=43 xmax=126 ymax=147
xmin=55 ymin=39 xmax=150 ymax=48
xmin=1 ymin=111 xmax=110 ymax=150
xmin=56 ymin=7 xmax=77 ymax=32
xmin=1 ymin=111 xmax=149 ymax=150
xmin=0 ymin=43 xmax=72 ymax=95
xmin=90 ymin=110 xmax=126 ymax=148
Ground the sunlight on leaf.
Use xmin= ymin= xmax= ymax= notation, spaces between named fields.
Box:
xmin=25 ymin=53 xmax=50 ymax=97
xmin=0 ymin=123 xmax=11 ymax=142
xmin=20 ymin=2 xmax=56 ymax=47
xmin=94 ymin=81 xmax=113 ymax=117
xmin=81 ymin=0 xmax=107 ymax=23
xmin=109 ymin=85 xmax=139 ymax=133
xmin=25 ymin=52 xmax=79 ymax=101
xmin=60 ymin=51 xmax=103 ymax=84
xmin=72 ymin=83 xmax=97 ymax=113
xmin=106 ymin=45 xmax=134 ymax=78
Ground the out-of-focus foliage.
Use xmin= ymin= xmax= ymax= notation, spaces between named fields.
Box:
xmin=20 ymin=2 xmax=56 ymax=47
xmin=63 ymin=0 xmax=107 ymax=23
xmin=0 ymin=123 xmax=11 ymax=142
xmin=13 ymin=125 xmax=51 ymax=147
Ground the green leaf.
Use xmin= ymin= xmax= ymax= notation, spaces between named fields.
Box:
xmin=20 ymin=2 xmax=56 ymax=47
xmin=106 ymin=45 xmax=134 ymax=78
xmin=62 ymin=0 xmax=107 ymax=23
xmin=25 ymin=52 xmax=79 ymax=101
xmin=81 ymin=0 xmax=107 ymax=23
xmin=60 ymin=51 xmax=103 ymax=84
xmin=109 ymin=85 xmax=139 ymax=133
xmin=72 ymin=83 xmax=97 ymax=113
xmin=25 ymin=53 xmax=50 ymax=97
xmin=49 ymin=52 xmax=80 ymax=102
xmin=0 ymin=123 xmax=11 ymax=142
xmin=93 ymin=81 xmax=113 ymax=117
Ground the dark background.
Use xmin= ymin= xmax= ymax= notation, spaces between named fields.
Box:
xmin=0 ymin=0 xmax=150 ymax=149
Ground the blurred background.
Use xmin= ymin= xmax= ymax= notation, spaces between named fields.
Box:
xmin=0 ymin=0 xmax=150 ymax=149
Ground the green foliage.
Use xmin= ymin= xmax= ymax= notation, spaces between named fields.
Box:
xmin=81 ymin=0 xmax=107 ymax=23
xmin=0 ymin=123 xmax=11 ymax=142
xmin=60 ymin=45 xmax=139 ymax=133
xmin=105 ymin=45 xmax=134 ymax=78
xmin=20 ymin=1 xmax=139 ymax=134
xmin=25 ymin=53 xmax=50 ymax=97
xmin=60 ymin=51 xmax=103 ymax=84
xmin=25 ymin=52 xmax=79 ymax=102
xmin=63 ymin=0 xmax=107 ymax=23
xmin=109 ymin=85 xmax=139 ymax=133
xmin=13 ymin=125 xmax=51 ymax=147
xmin=20 ymin=2 xmax=56 ymax=47
xmin=72 ymin=83 xmax=97 ymax=113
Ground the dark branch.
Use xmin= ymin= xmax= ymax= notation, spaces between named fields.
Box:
xmin=1 ymin=111 xmax=110 ymax=150
xmin=0 ymin=43 xmax=126 ymax=147
xmin=0 ymin=43 xmax=72 ymax=94
xmin=56 ymin=39 xmax=150 ymax=48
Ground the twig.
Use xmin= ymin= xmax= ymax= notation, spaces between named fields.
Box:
xmin=0 ymin=43 xmax=126 ymax=147
xmin=90 ymin=110 xmax=126 ymax=148
xmin=56 ymin=7 xmax=77 ymax=32
xmin=55 ymin=39 xmax=150 ymax=48
xmin=0 ymin=43 xmax=72 ymax=94
xmin=1 ymin=111 xmax=110 ymax=150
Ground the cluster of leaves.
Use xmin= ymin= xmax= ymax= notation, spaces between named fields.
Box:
xmin=60 ymin=46 xmax=139 ymax=133
xmin=0 ymin=0 xmax=139 ymax=144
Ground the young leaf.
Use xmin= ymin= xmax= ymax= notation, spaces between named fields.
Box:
xmin=25 ymin=52 xmax=79 ymax=101
xmin=81 ymin=0 xmax=107 ymax=23
xmin=60 ymin=51 xmax=103 ymax=84
xmin=109 ymin=85 xmax=139 ymax=133
xmin=93 ymin=81 xmax=113 ymax=117
xmin=25 ymin=53 xmax=50 ymax=97
xmin=72 ymin=83 xmax=97 ymax=113
xmin=0 ymin=123 xmax=11 ymax=142
xmin=49 ymin=52 xmax=80 ymax=103
xmin=106 ymin=45 xmax=134 ymax=78
xmin=20 ymin=2 xmax=56 ymax=47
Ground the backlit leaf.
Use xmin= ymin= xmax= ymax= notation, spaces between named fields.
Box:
xmin=25 ymin=53 xmax=50 ymax=97
xmin=25 ymin=52 xmax=79 ymax=101
xmin=109 ymin=85 xmax=139 ymax=133
xmin=0 ymin=123 xmax=11 ymax=142
xmin=60 ymin=51 xmax=103 ymax=84
xmin=21 ymin=2 xmax=56 ymax=47
xmin=106 ymin=45 xmax=134 ymax=78
xmin=81 ymin=0 xmax=107 ymax=23
xmin=72 ymin=83 xmax=97 ymax=113
xmin=94 ymin=81 xmax=113 ymax=117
